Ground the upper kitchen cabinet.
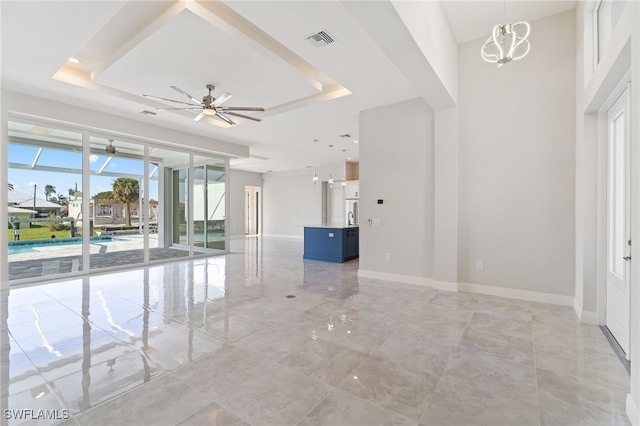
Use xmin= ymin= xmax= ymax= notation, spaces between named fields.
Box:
xmin=345 ymin=180 xmax=359 ymax=199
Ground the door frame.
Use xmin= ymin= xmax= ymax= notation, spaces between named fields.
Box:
xmin=596 ymin=72 xmax=632 ymax=345
xmin=603 ymin=83 xmax=631 ymax=356
xmin=244 ymin=185 xmax=261 ymax=236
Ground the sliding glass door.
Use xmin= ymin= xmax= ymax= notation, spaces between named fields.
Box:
xmin=172 ymin=168 xmax=189 ymax=246
xmin=6 ymin=117 xmax=229 ymax=284
xmin=193 ymin=159 xmax=226 ymax=253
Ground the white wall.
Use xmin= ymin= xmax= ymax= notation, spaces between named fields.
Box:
xmin=261 ymin=163 xmax=345 ymax=238
xmin=457 ymin=10 xmax=576 ymax=296
xmin=229 ymin=169 xmax=262 ymax=237
xmin=358 ymin=97 xmax=435 ymax=283
xmin=433 ymin=107 xmax=458 ymax=289
xmin=342 ymin=0 xmax=456 ymax=110
xmin=391 ymin=0 xmax=458 ymax=104
xmin=573 ymin=0 xmax=599 ymax=319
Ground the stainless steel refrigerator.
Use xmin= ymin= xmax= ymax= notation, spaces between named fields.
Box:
xmin=345 ymin=199 xmax=359 ymax=226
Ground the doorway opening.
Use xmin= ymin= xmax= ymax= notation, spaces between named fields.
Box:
xmin=244 ymin=186 xmax=260 ymax=236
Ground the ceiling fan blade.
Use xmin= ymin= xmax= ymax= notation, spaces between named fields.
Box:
xmin=171 ymin=86 xmax=202 ymax=104
xmin=213 ymin=92 xmax=232 ymax=107
xmin=157 ymin=107 xmax=202 ymax=111
xmin=219 ymin=106 xmax=265 ymax=112
xmin=225 ymin=111 xmax=262 ymax=122
xmin=143 ymin=94 xmax=199 ymax=107
xmin=215 ymin=112 xmax=236 ymax=126
xmin=193 ymin=112 xmax=206 ymax=122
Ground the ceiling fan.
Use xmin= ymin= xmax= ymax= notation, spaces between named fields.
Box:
xmin=143 ymin=84 xmax=264 ymax=126
xmin=105 ymin=139 xmax=116 ymax=154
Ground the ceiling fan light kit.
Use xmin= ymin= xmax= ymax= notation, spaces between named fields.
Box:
xmin=143 ymin=84 xmax=264 ymax=126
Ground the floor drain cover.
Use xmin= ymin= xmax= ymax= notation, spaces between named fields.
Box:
xmin=286 ymin=295 xmax=296 ymax=299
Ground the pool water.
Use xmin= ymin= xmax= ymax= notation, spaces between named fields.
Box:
xmin=8 ymin=236 xmax=123 ymax=255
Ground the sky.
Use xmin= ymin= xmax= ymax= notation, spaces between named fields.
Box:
xmin=8 ymin=144 xmax=159 ymax=201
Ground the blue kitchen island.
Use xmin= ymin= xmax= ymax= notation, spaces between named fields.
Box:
xmin=303 ymin=225 xmax=359 ymax=263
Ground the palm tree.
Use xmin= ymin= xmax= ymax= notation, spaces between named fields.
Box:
xmin=68 ymin=188 xmax=75 ymax=201
xmin=111 ymin=177 xmax=139 ymax=227
xmin=57 ymin=194 xmax=68 ymax=205
xmin=8 ymin=183 xmax=14 ymax=191
xmin=44 ymin=185 xmax=56 ymax=201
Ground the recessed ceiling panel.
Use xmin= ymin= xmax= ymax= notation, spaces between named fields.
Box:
xmin=93 ymin=8 xmax=319 ymax=108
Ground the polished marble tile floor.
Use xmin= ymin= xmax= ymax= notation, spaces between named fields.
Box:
xmin=0 ymin=237 xmax=631 ymax=425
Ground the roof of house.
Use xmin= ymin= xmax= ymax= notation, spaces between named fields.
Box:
xmin=8 ymin=190 xmax=61 ymax=209
xmin=8 ymin=206 xmax=38 ymax=214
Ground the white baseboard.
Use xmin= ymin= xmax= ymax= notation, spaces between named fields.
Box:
xmin=573 ymin=297 xmax=599 ymax=324
xmin=357 ymin=271 xmax=574 ymax=307
xmin=627 ymin=394 xmax=640 ymax=426
xmin=358 ymin=270 xmax=432 ymax=287
xmin=432 ymin=280 xmax=458 ymax=292
xmin=457 ymin=281 xmax=573 ymax=306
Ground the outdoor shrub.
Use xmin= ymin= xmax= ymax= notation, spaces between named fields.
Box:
xmin=49 ymin=222 xmax=71 ymax=231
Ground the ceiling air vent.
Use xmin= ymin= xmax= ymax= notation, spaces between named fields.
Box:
xmin=306 ymin=30 xmax=335 ymax=48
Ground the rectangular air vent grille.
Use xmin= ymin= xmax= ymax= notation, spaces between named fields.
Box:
xmin=306 ymin=30 xmax=335 ymax=48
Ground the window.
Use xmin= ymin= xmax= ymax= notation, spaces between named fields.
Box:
xmin=596 ymin=0 xmax=627 ymax=63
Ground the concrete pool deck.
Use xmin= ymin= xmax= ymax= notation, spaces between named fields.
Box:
xmin=7 ymin=235 xmax=212 ymax=281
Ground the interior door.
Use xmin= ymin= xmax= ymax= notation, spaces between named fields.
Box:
xmin=605 ymin=86 xmax=631 ymax=357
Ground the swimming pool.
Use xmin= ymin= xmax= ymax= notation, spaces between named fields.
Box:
xmin=8 ymin=236 xmax=125 ymax=255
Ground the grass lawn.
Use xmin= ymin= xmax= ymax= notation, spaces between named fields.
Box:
xmin=7 ymin=223 xmax=96 ymax=241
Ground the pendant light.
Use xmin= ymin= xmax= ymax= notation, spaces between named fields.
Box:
xmin=481 ymin=1 xmax=530 ymax=67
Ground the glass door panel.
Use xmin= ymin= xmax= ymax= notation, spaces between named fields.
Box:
xmin=193 ymin=166 xmax=206 ymax=248
xmin=89 ymin=136 xmax=145 ymax=271
xmin=7 ymin=121 xmax=83 ymax=281
xmin=193 ymin=155 xmax=227 ymax=254
xmin=207 ymin=164 xmax=225 ymax=250
xmin=172 ymin=168 xmax=188 ymax=246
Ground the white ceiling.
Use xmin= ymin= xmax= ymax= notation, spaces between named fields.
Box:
xmin=1 ymin=0 xmax=576 ymax=174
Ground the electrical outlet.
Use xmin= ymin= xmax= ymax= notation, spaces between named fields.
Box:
xmin=476 ymin=261 xmax=484 ymax=270
xmin=385 ymin=252 xmax=391 ymax=261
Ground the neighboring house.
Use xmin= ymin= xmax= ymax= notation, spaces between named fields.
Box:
xmin=7 ymin=206 xmax=37 ymax=228
xmin=68 ymin=198 xmax=158 ymax=227
xmin=7 ymin=190 xmax=61 ymax=217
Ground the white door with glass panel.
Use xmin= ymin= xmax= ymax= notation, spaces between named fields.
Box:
xmin=606 ymin=86 xmax=631 ymax=357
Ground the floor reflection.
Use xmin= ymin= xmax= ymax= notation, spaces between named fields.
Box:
xmin=0 ymin=237 xmax=631 ymax=426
